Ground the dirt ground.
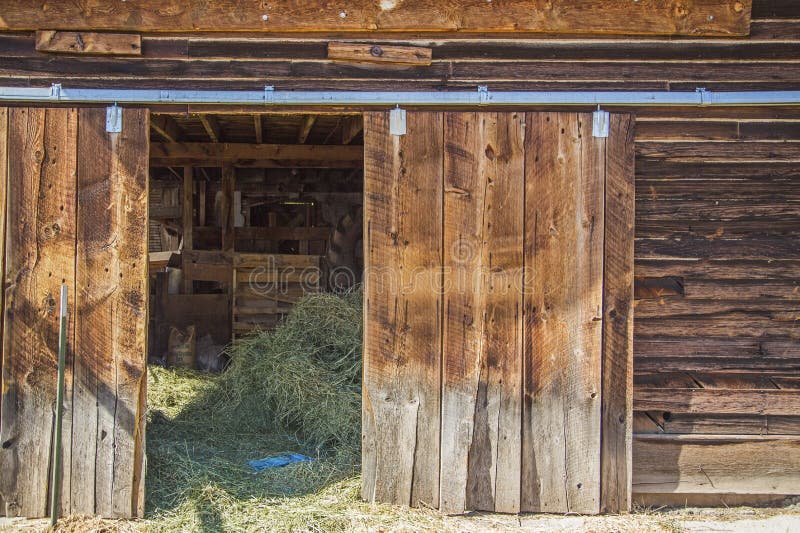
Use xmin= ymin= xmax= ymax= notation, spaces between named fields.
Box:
xmin=2 ymin=504 xmax=799 ymax=533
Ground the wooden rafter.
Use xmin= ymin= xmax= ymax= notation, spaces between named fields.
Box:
xmin=0 ymin=1 xmax=753 ymax=36
xmin=151 ymin=115 xmax=182 ymax=142
xmin=342 ymin=116 xmax=363 ymax=145
xmin=297 ymin=115 xmax=316 ymax=144
xmin=323 ymin=117 xmax=342 ymax=145
xmin=199 ymin=115 xmax=222 ymax=142
xmin=253 ymin=115 xmax=263 ymax=143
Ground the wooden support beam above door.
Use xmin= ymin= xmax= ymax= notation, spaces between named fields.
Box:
xmin=150 ymin=142 xmax=363 ymax=167
xmin=0 ymin=1 xmax=753 ymax=36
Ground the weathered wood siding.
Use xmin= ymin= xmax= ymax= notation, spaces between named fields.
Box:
xmin=363 ymin=111 xmax=635 ymax=513
xmin=0 ymin=0 xmax=797 ymax=504
xmin=0 ymin=108 xmax=149 ymax=518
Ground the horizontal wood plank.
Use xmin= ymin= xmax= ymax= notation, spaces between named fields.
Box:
xmin=35 ymin=30 xmax=141 ymax=55
xmin=328 ymin=42 xmax=432 ymax=65
xmin=150 ymin=142 xmax=363 ymax=167
xmin=0 ymin=1 xmax=753 ymax=36
xmin=633 ymin=435 xmax=800 ymax=494
xmin=634 ymin=388 xmax=800 ymax=415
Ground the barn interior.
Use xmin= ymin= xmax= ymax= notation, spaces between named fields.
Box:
xmin=146 ymin=113 xmax=364 ymax=371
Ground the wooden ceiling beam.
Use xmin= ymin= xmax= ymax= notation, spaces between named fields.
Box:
xmin=342 ymin=116 xmax=363 ymax=145
xmin=199 ymin=115 xmax=222 ymax=142
xmin=151 ymin=115 xmax=182 ymax=142
xmin=0 ymin=1 xmax=753 ymax=36
xmin=297 ymin=116 xmax=316 ymax=144
xmin=150 ymin=142 xmax=363 ymax=168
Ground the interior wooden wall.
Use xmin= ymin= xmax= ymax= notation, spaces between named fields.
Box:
xmin=0 ymin=0 xmax=797 ymax=504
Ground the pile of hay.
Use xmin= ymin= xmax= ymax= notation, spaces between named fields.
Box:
xmin=144 ymin=289 xmax=366 ymax=531
xmin=213 ymin=288 xmax=363 ymax=452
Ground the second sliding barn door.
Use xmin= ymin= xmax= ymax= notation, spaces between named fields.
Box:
xmin=362 ymin=111 xmax=635 ymax=514
xmin=0 ymin=107 xmax=149 ymax=518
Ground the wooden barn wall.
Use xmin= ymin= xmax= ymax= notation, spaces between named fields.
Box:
xmin=0 ymin=0 xmax=798 ymax=502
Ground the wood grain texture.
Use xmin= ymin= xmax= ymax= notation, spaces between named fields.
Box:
xmin=635 ymin=388 xmax=800 ymax=416
xmin=600 ymin=114 xmax=636 ymax=513
xmin=633 ymin=435 xmax=800 ymax=494
xmin=328 ymin=42 xmax=432 ymax=65
xmin=522 ymin=112 xmax=605 ymax=514
xmin=0 ymin=107 xmax=5 ymax=516
xmin=35 ymin=31 xmax=142 ymax=56
xmin=440 ymin=112 xmax=524 ymax=513
xmin=362 ymin=111 xmax=443 ymax=508
xmin=0 ymin=1 xmax=753 ymax=36
xmin=0 ymin=108 xmax=78 ymax=518
xmin=74 ymin=108 xmax=148 ymax=518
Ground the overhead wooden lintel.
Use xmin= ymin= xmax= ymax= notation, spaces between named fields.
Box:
xmin=328 ymin=42 xmax=432 ymax=66
xmin=150 ymin=142 xmax=363 ymax=168
xmin=35 ymin=30 xmax=142 ymax=55
xmin=7 ymin=1 xmax=753 ymax=36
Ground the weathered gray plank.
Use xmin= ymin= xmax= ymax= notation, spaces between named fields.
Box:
xmin=600 ymin=114 xmax=636 ymax=513
xmin=522 ymin=112 xmax=604 ymax=514
xmin=362 ymin=111 xmax=443 ymax=508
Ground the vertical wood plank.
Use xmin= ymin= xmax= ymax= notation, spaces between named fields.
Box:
xmin=600 ymin=114 xmax=635 ymax=514
xmin=75 ymin=108 xmax=149 ymax=518
xmin=221 ymin=164 xmax=235 ymax=252
xmin=440 ymin=112 xmax=484 ymax=514
xmin=440 ymin=112 xmax=524 ymax=513
xmin=0 ymin=107 xmax=6 ymax=516
xmin=362 ymin=111 xmax=443 ymax=508
xmin=522 ymin=112 xmax=604 ymax=514
xmin=182 ymin=166 xmax=193 ymax=293
xmin=0 ymin=108 xmax=78 ymax=518
xmin=474 ymin=112 xmax=525 ymax=514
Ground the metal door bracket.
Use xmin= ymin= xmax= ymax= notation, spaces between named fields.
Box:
xmin=592 ymin=107 xmax=609 ymax=138
xmin=696 ymin=87 xmax=710 ymax=105
xmin=106 ymin=103 xmax=122 ymax=133
xmin=478 ymin=85 xmax=490 ymax=105
xmin=390 ymin=106 xmax=406 ymax=136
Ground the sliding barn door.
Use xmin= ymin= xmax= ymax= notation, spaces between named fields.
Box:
xmin=0 ymin=107 xmax=149 ymax=518
xmin=362 ymin=111 xmax=634 ymax=514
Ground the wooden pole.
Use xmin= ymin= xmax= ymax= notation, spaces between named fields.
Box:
xmin=182 ymin=166 xmax=193 ymax=294
xmin=50 ymin=284 xmax=68 ymax=527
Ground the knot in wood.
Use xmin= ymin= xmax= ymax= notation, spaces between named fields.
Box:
xmin=370 ymin=45 xmax=384 ymax=57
